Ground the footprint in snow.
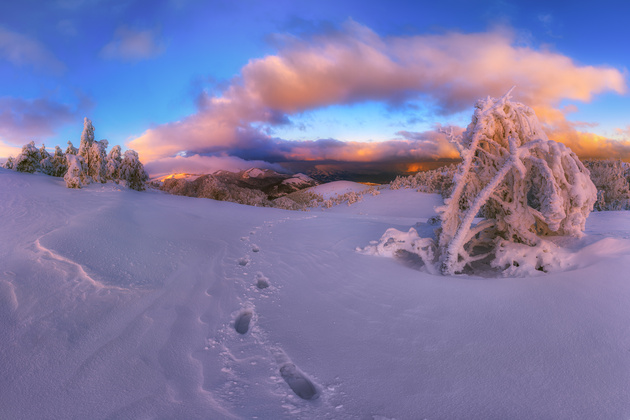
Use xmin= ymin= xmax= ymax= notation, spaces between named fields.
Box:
xmin=252 ymin=245 xmax=260 ymax=253
xmin=280 ymin=363 xmax=318 ymax=400
xmin=255 ymin=272 xmax=269 ymax=289
xmin=238 ymin=257 xmax=249 ymax=266
xmin=234 ymin=309 xmax=253 ymax=334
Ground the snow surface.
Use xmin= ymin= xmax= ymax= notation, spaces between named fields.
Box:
xmin=281 ymin=173 xmax=314 ymax=185
xmin=243 ymin=168 xmax=265 ymax=178
xmin=2 ymin=168 xmax=630 ymax=419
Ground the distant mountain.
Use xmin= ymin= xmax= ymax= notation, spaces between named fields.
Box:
xmin=157 ymin=168 xmax=318 ymax=206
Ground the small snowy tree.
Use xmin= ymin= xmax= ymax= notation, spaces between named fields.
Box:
xmin=118 ymin=150 xmax=148 ymax=191
xmin=51 ymin=145 xmax=68 ymax=177
xmin=3 ymin=156 xmax=15 ymax=170
xmin=363 ymin=89 xmax=597 ymax=276
xmin=106 ymin=145 xmax=122 ymax=180
xmin=88 ymin=139 xmax=108 ymax=183
xmin=14 ymin=141 xmax=42 ymax=173
xmin=78 ymin=117 xmax=95 ymax=180
xmin=64 ymin=154 xmax=88 ymax=188
xmin=66 ymin=140 xmax=78 ymax=155
xmin=39 ymin=144 xmax=67 ymax=177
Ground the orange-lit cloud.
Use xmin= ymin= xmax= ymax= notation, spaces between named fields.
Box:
xmin=532 ymin=105 xmax=630 ymax=161
xmin=129 ymin=21 xmax=626 ymax=168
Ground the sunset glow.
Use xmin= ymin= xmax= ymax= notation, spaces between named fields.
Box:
xmin=2 ymin=1 xmax=630 ymax=176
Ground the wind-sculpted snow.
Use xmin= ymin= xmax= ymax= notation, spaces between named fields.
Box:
xmin=3 ymin=167 xmax=630 ymax=419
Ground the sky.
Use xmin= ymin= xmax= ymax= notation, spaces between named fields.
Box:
xmin=2 ymin=0 xmax=630 ymax=176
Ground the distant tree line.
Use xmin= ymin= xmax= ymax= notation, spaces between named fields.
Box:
xmin=391 ymin=159 xmax=630 ymax=211
xmin=3 ymin=118 xmax=148 ymax=191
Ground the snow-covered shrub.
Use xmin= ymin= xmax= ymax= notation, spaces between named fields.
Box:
xmin=118 ymin=150 xmax=149 ymax=191
xmin=364 ymin=90 xmax=597 ymax=276
xmin=64 ymin=154 xmax=88 ymax=188
xmin=3 ymin=156 xmax=14 ymax=170
xmin=583 ymin=159 xmax=630 ymax=210
xmin=14 ymin=141 xmax=42 ymax=173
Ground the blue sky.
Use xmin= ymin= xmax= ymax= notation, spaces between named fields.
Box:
xmin=2 ymin=0 xmax=630 ymax=174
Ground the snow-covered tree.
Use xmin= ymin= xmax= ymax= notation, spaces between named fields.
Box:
xmin=435 ymin=89 xmax=596 ymax=274
xmin=64 ymin=154 xmax=88 ymax=188
xmin=39 ymin=144 xmax=68 ymax=177
xmin=66 ymin=140 xmax=78 ymax=155
xmin=52 ymin=145 xmax=68 ymax=177
xmin=363 ymin=90 xmax=597 ymax=276
xmin=14 ymin=141 xmax=42 ymax=173
xmin=78 ymin=117 xmax=95 ymax=179
xmin=583 ymin=159 xmax=630 ymax=210
xmin=3 ymin=156 xmax=15 ymax=170
xmin=106 ymin=145 xmax=122 ymax=180
xmin=88 ymin=139 xmax=108 ymax=183
xmin=3 ymin=117 xmax=148 ymax=192
xmin=118 ymin=150 xmax=148 ymax=191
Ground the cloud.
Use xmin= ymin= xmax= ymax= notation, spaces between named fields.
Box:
xmin=129 ymin=21 xmax=626 ymax=168
xmin=532 ymin=106 xmax=630 ymax=160
xmin=100 ymin=26 xmax=166 ymax=62
xmin=0 ymin=95 xmax=92 ymax=150
xmin=144 ymin=154 xmax=287 ymax=178
xmin=0 ymin=27 xmax=65 ymax=73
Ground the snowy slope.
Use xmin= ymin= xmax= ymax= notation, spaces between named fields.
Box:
xmin=2 ymin=168 xmax=630 ymax=419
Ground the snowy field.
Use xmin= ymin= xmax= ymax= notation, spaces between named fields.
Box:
xmin=2 ymin=168 xmax=630 ymax=419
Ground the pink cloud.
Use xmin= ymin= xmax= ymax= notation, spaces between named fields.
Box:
xmin=129 ymin=21 xmax=626 ymax=167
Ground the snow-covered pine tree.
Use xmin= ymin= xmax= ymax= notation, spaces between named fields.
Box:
xmin=118 ymin=150 xmax=148 ymax=191
xmin=40 ymin=144 xmax=55 ymax=176
xmin=66 ymin=140 xmax=78 ymax=155
xmin=78 ymin=117 xmax=95 ymax=180
xmin=40 ymin=143 xmax=67 ymax=177
xmin=14 ymin=141 xmax=42 ymax=173
xmin=106 ymin=144 xmax=122 ymax=180
xmin=64 ymin=154 xmax=88 ymax=188
xmin=3 ymin=156 xmax=15 ymax=170
xmin=50 ymin=145 xmax=69 ymax=177
xmin=88 ymin=139 xmax=108 ymax=183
